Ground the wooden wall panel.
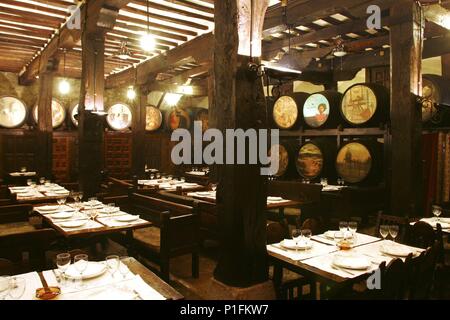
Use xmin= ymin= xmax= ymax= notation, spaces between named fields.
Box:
xmin=104 ymin=131 xmax=132 ymax=179
xmin=0 ymin=131 xmax=37 ymax=177
xmin=52 ymin=132 xmax=77 ymax=182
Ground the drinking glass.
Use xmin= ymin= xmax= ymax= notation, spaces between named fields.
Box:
xmin=301 ymin=229 xmax=312 ymax=249
xmin=180 ymin=177 xmax=186 ymax=183
xmin=211 ymin=183 xmax=217 ymax=192
xmin=78 ymin=192 xmax=83 ymax=202
xmin=56 ymin=253 xmax=71 ymax=286
xmin=291 ymin=229 xmax=302 ymax=250
xmin=74 ymin=254 xmax=88 ymax=288
xmin=379 ymin=225 xmax=389 ymax=242
xmin=39 ymin=177 xmax=45 ymax=185
xmin=26 ymin=179 xmax=32 ymax=187
xmin=107 ymin=203 xmax=115 ymax=214
xmin=106 ymin=255 xmax=119 ymax=279
xmin=8 ymin=277 xmax=26 ymax=299
xmin=339 ymin=221 xmax=348 ymax=235
xmin=432 ymin=205 xmax=442 ymax=222
xmin=348 ymin=221 xmax=358 ymax=235
xmin=389 ymin=225 xmax=399 ymax=242
xmin=334 ymin=231 xmax=345 ymax=247
xmin=150 ymin=174 xmax=155 ymax=180
xmin=56 ymin=197 xmax=66 ymax=211
xmin=118 ymin=256 xmax=130 ymax=279
xmin=20 ymin=167 xmax=27 ymax=173
xmin=0 ymin=276 xmax=10 ymax=300
xmin=30 ymin=181 xmax=36 ymax=188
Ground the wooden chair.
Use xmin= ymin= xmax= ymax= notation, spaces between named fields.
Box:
xmin=128 ymin=193 xmax=200 ymax=281
xmin=407 ymin=221 xmax=440 ymax=249
xmin=405 ymin=241 xmax=440 ymax=300
xmin=0 ymin=204 xmax=31 ymax=223
xmin=375 ymin=212 xmax=410 ymax=243
xmin=376 ymin=258 xmax=408 ymax=300
xmin=0 ymin=258 xmax=14 ymax=275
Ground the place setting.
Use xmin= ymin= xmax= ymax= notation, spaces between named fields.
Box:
xmin=267 ymin=229 xmax=337 ymax=261
xmin=311 ymin=221 xmax=380 ymax=248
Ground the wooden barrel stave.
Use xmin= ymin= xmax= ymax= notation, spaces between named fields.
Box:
xmin=296 ymin=138 xmax=337 ymax=181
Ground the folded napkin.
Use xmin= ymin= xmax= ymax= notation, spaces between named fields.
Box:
xmin=186 ymin=171 xmax=206 ymax=176
xmin=96 ymin=215 xmax=148 ymax=228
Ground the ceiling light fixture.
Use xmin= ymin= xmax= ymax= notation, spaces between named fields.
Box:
xmin=140 ymin=0 xmax=155 ymax=52
xmin=58 ymin=49 xmax=70 ymax=94
xmin=117 ymin=41 xmax=132 ymax=60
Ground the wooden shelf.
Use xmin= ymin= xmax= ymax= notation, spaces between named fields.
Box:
xmin=279 ymin=127 xmax=388 ymax=138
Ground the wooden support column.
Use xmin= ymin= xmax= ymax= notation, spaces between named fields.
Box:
xmin=441 ymin=53 xmax=450 ymax=78
xmin=132 ymin=85 xmax=148 ymax=177
xmin=36 ymin=58 xmax=58 ymax=179
xmin=390 ymin=0 xmax=424 ymax=216
xmin=78 ymin=31 xmax=106 ymax=198
xmin=211 ymin=0 xmax=271 ymax=290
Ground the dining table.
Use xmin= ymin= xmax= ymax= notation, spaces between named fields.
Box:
xmin=410 ymin=217 xmax=450 ymax=234
xmin=9 ymin=183 xmax=70 ymax=203
xmin=267 ymin=231 xmax=424 ymax=298
xmin=5 ymin=257 xmax=183 ymax=300
xmin=138 ymin=178 xmax=205 ymax=192
xmin=186 ymin=190 xmax=301 ymax=210
xmin=33 ymin=200 xmax=152 ymax=239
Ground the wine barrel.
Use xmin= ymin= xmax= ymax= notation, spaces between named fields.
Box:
xmin=165 ymin=108 xmax=191 ymax=131
xmin=70 ymin=104 xmax=79 ymax=127
xmin=268 ymin=140 xmax=297 ymax=178
xmin=340 ymin=83 xmax=389 ymax=127
xmin=295 ymin=138 xmax=337 ymax=181
xmin=145 ymin=105 xmax=163 ymax=131
xmin=335 ymin=140 xmax=382 ymax=184
xmin=422 ymin=74 xmax=450 ymax=125
xmin=33 ymin=99 xmax=66 ymax=128
xmin=272 ymin=93 xmax=309 ymax=130
xmin=302 ymin=91 xmax=342 ymax=128
xmin=194 ymin=108 xmax=209 ymax=133
xmin=0 ymin=96 xmax=28 ymax=128
xmin=106 ymin=103 xmax=133 ymax=131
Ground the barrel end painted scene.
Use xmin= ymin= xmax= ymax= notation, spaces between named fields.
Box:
xmin=0 ymin=0 xmax=449 ymax=307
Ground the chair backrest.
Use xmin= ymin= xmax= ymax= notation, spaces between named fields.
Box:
xmin=378 ymin=258 xmax=408 ymax=300
xmin=375 ymin=212 xmax=409 ymax=242
xmin=155 ymin=191 xmax=199 ymax=207
xmin=160 ymin=210 xmax=200 ymax=256
xmin=301 ymin=217 xmax=324 ymax=235
xmin=405 ymin=241 xmax=440 ymax=299
xmin=407 ymin=221 xmax=437 ymax=249
xmin=106 ymin=177 xmax=135 ymax=196
xmin=130 ymin=193 xmax=198 ymax=225
xmin=0 ymin=204 xmax=32 ymax=223
xmin=266 ymin=220 xmax=288 ymax=244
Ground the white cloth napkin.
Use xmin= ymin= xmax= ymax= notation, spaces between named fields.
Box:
xmin=186 ymin=171 xmax=206 ymax=176
xmin=55 ymin=219 xmax=103 ymax=232
xmin=96 ymin=215 xmax=149 ymax=228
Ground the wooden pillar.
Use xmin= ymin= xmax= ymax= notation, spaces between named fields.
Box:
xmin=390 ymin=0 xmax=424 ymax=216
xmin=212 ymin=0 xmax=270 ymax=288
xmin=441 ymin=53 xmax=450 ymax=78
xmin=36 ymin=58 xmax=58 ymax=179
xmin=78 ymin=31 xmax=105 ymax=198
xmin=132 ymin=85 xmax=148 ymax=177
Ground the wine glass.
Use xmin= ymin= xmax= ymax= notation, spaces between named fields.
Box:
xmin=57 ymin=197 xmax=66 ymax=211
xmin=8 ymin=277 xmax=26 ymax=299
xmin=334 ymin=231 xmax=345 ymax=247
xmin=107 ymin=203 xmax=115 ymax=214
xmin=389 ymin=225 xmax=399 ymax=242
xmin=56 ymin=253 xmax=71 ymax=287
xmin=26 ymin=179 xmax=32 ymax=187
xmin=106 ymin=255 xmax=119 ymax=279
xmin=39 ymin=177 xmax=45 ymax=185
xmin=150 ymin=174 xmax=155 ymax=180
xmin=211 ymin=183 xmax=217 ymax=192
xmin=348 ymin=221 xmax=358 ymax=235
xmin=74 ymin=254 xmax=88 ymax=288
xmin=0 ymin=276 xmax=10 ymax=300
xmin=339 ymin=221 xmax=348 ymax=238
xmin=301 ymin=229 xmax=312 ymax=249
xmin=291 ymin=229 xmax=302 ymax=251
xmin=78 ymin=192 xmax=84 ymax=203
xmin=20 ymin=167 xmax=27 ymax=173
xmin=379 ymin=225 xmax=389 ymax=242
xmin=180 ymin=177 xmax=186 ymax=183
xmin=118 ymin=256 xmax=130 ymax=280
xmin=432 ymin=205 xmax=442 ymax=222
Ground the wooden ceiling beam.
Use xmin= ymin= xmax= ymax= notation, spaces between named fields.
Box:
xmin=0 ymin=25 xmax=54 ymax=38
xmin=106 ymin=32 xmax=171 ymax=51
xmin=117 ymin=14 xmax=197 ymax=36
xmin=132 ymin=0 xmax=213 ymax=22
xmin=105 ymin=32 xmax=213 ymax=88
xmin=109 ymin=27 xmax=179 ymax=47
xmin=19 ymin=0 xmax=132 ymax=85
xmin=0 ymin=6 xmax=66 ymax=24
xmin=165 ymin=0 xmax=214 ymax=15
xmin=121 ymin=5 xmax=209 ymax=31
xmin=0 ymin=12 xmax=60 ymax=29
xmin=114 ymin=21 xmax=188 ymax=41
xmin=263 ymin=0 xmax=397 ymax=37
xmin=147 ymin=82 xmax=207 ymax=96
xmin=424 ymin=4 xmax=450 ymax=30
xmin=0 ymin=0 xmax=70 ymax=16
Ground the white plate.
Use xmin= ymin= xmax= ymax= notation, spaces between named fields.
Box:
xmin=332 ymin=253 xmax=371 ymax=270
xmin=116 ymin=215 xmax=140 ymax=222
xmin=379 ymin=243 xmax=413 ymax=257
xmin=280 ymin=239 xmax=313 ymax=250
xmin=54 ymin=190 xmax=69 ymax=194
xmin=60 ymin=220 xmax=87 ymax=228
xmin=52 ymin=211 xmax=73 ymax=219
xmin=38 ymin=205 xmax=60 ymax=212
xmin=65 ymin=261 xmax=107 ymax=280
xmin=324 ymin=231 xmax=338 ymax=239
